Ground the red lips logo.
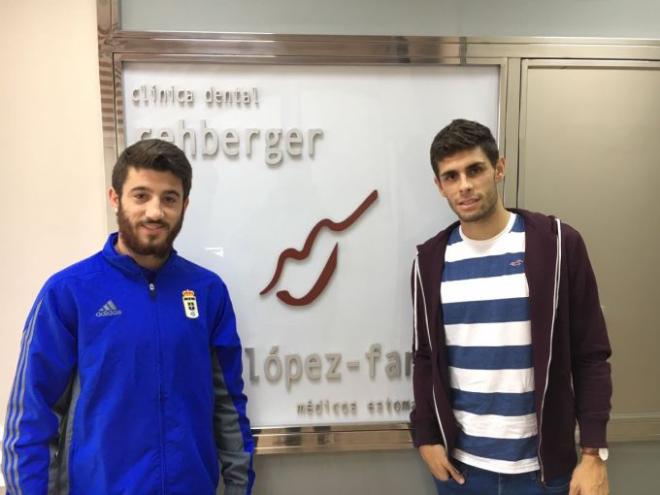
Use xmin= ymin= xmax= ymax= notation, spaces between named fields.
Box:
xmin=260 ymin=190 xmax=379 ymax=306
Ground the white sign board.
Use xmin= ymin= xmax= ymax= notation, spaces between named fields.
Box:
xmin=122 ymin=63 xmax=499 ymax=427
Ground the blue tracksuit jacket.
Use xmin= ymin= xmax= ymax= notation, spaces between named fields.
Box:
xmin=2 ymin=234 xmax=255 ymax=495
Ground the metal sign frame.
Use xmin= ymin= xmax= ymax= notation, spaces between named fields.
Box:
xmin=98 ymin=0 xmax=660 ymax=453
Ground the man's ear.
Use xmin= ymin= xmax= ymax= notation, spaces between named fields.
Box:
xmin=183 ymin=197 xmax=190 ymax=213
xmin=495 ymin=157 xmax=506 ymax=182
xmin=108 ymin=188 xmax=119 ymax=213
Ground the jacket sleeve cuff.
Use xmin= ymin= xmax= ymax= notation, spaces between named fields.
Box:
xmin=579 ymin=419 xmax=609 ymax=448
xmin=224 ymin=484 xmax=250 ymax=495
xmin=410 ymin=421 xmax=443 ymax=447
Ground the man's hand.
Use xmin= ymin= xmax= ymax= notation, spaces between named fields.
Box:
xmin=569 ymin=455 xmax=609 ymax=495
xmin=418 ymin=444 xmax=465 ymax=484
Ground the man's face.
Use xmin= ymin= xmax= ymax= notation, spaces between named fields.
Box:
xmin=434 ymin=147 xmax=504 ymax=224
xmin=109 ymin=167 xmax=188 ymax=259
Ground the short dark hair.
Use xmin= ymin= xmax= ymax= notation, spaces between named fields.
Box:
xmin=112 ymin=139 xmax=192 ymax=199
xmin=429 ymin=119 xmax=499 ymax=177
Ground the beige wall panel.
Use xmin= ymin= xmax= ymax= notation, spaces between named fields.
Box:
xmin=520 ymin=64 xmax=660 ymax=416
xmin=0 ymin=0 xmax=106 ymax=440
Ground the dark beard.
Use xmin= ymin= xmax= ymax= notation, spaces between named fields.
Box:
xmin=116 ymin=202 xmax=184 ymax=259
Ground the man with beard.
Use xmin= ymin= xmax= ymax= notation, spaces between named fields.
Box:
xmin=2 ymin=139 xmax=255 ymax=495
xmin=410 ymin=120 xmax=611 ymax=495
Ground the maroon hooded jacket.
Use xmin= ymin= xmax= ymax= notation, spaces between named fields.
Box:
xmin=410 ymin=209 xmax=612 ymax=483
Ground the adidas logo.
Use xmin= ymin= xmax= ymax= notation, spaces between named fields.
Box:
xmin=95 ymin=300 xmax=122 ymax=317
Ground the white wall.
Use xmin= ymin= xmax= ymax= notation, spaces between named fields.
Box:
xmin=121 ymin=0 xmax=660 ymax=37
xmin=0 ymin=2 xmax=106 ymax=487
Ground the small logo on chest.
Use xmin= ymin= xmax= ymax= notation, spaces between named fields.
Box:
xmin=95 ymin=300 xmax=122 ymax=317
xmin=182 ymin=290 xmax=199 ymax=319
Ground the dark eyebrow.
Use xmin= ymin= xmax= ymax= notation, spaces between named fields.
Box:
xmin=128 ymin=186 xmax=181 ymax=198
xmin=128 ymin=186 xmax=150 ymax=194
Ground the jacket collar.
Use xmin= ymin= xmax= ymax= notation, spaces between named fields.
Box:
xmin=101 ymin=232 xmax=179 ymax=278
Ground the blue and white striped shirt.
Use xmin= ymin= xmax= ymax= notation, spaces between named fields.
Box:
xmin=441 ymin=213 xmax=539 ymax=474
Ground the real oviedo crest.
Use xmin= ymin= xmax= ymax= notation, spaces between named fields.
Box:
xmin=182 ymin=289 xmax=199 ymax=319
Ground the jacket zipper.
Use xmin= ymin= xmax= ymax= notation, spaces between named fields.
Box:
xmin=537 ymin=218 xmax=562 ymax=484
xmin=414 ymin=257 xmax=448 ymax=448
xmin=148 ymin=281 xmax=167 ymax=494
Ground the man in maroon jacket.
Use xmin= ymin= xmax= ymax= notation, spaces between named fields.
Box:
xmin=411 ymin=119 xmax=611 ymax=494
